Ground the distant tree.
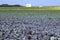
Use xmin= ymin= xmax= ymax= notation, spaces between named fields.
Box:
xmin=13 ymin=5 xmax=21 ymax=7
xmin=0 ymin=4 xmax=23 ymax=7
xmin=0 ymin=4 xmax=8 ymax=7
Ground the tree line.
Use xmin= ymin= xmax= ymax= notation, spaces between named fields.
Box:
xmin=0 ymin=4 xmax=23 ymax=7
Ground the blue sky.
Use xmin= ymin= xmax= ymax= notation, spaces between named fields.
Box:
xmin=0 ymin=0 xmax=60 ymax=6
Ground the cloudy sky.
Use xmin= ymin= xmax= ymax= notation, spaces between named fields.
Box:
xmin=0 ymin=0 xmax=60 ymax=6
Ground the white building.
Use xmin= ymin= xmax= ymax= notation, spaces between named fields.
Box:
xmin=26 ymin=4 xmax=31 ymax=7
xmin=39 ymin=6 xmax=43 ymax=7
xmin=50 ymin=36 xmax=57 ymax=40
xmin=58 ymin=38 xmax=60 ymax=40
